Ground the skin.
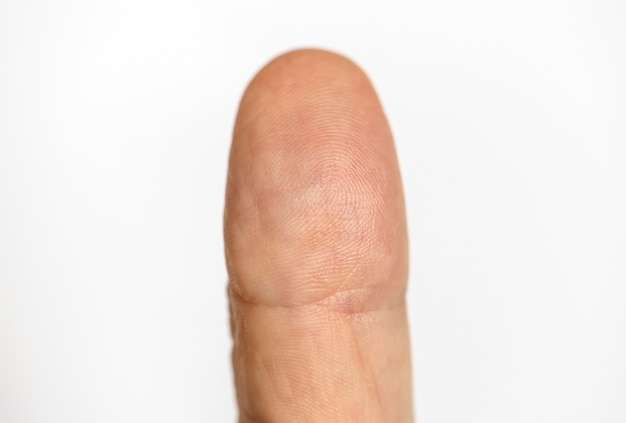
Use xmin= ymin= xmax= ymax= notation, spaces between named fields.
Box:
xmin=224 ymin=49 xmax=412 ymax=422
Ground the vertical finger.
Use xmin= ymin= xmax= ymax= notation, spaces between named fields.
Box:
xmin=225 ymin=49 xmax=412 ymax=422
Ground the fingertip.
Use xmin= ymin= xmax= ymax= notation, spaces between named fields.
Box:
xmin=226 ymin=48 xmax=407 ymax=308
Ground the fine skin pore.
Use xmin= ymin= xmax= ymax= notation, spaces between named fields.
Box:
xmin=224 ymin=49 xmax=413 ymax=422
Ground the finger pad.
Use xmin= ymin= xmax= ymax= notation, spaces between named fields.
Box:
xmin=225 ymin=49 xmax=407 ymax=311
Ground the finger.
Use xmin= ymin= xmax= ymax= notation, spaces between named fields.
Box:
xmin=224 ymin=49 xmax=412 ymax=422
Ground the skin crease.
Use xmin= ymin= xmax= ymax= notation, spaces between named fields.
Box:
xmin=224 ymin=49 xmax=412 ymax=422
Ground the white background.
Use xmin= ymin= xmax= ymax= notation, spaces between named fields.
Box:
xmin=1 ymin=0 xmax=625 ymax=422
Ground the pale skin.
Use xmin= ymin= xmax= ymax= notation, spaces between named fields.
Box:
xmin=224 ymin=49 xmax=412 ymax=422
